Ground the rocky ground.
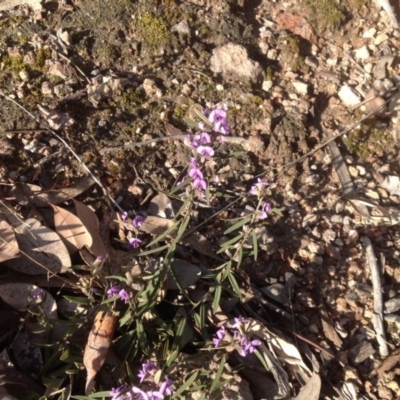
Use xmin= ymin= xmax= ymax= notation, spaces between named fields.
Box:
xmin=2 ymin=0 xmax=400 ymax=399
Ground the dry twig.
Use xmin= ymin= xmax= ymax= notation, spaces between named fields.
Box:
xmin=362 ymin=236 xmax=389 ymax=358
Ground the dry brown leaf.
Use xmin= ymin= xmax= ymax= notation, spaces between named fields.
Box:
xmin=276 ymin=13 xmax=316 ymax=42
xmin=139 ymin=215 xmax=175 ymax=236
xmin=0 ymin=220 xmax=19 ymax=262
xmin=0 ymin=283 xmax=57 ymax=318
xmin=180 ymin=231 xmax=222 ymax=261
xmin=53 ymin=205 xmax=93 ymax=254
xmin=74 ymin=200 xmax=108 ymax=258
xmin=84 ymin=309 xmax=118 ymax=394
xmin=4 ymin=218 xmax=71 ymax=275
xmin=148 ymin=193 xmax=175 ymax=218
xmin=288 ymin=373 xmax=321 ymax=400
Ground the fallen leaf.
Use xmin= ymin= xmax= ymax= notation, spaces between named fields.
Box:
xmin=84 ymin=309 xmax=118 ymax=394
xmin=0 ymin=283 xmax=57 ymax=318
xmin=180 ymin=231 xmax=222 ymax=260
xmin=148 ymin=193 xmax=175 ymax=218
xmin=276 ymin=13 xmax=315 ymax=42
xmin=0 ymin=220 xmax=19 ymax=262
xmin=139 ymin=215 xmax=175 ymax=236
xmin=74 ymin=200 xmax=108 ymax=258
xmin=4 ymin=218 xmax=71 ymax=275
xmin=288 ymin=373 xmax=321 ymax=400
xmin=166 ymin=259 xmax=201 ymax=290
xmin=53 ymin=205 xmax=93 ymax=254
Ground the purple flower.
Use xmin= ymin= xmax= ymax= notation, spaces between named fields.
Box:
xmin=138 ymin=361 xmax=159 ymax=383
xmin=193 ymin=177 xmax=207 ymax=191
xmin=198 ymin=132 xmax=211 ymax=144
xmin=232 ymin=316 xmax=249 ymax=329
xmin=110 ymin=385 xmax=131 ymax=400
xmin=208 ymin=108 xmax=230 ymax=134
xmin=250 ymin=178 xmax=269 ymax=195
xmin=119 ymin=289 xmax=130 ymax=303
xmin=157 ymin=379 xmax=173 ymax=396
xmin=128 ymin=237 xmax=143 ymax=249
xmin=121 ymin=211 xmax=128 ymax=222
xmin=196 ymin=145 xmax=214 ymax=157
xmin=188 ymin=166 xmax=203 ymax=180
xmin=259 ymin=202 xmax=271 ymax=220
xmin=107 ymin=285 xmax=122 ymax=298
xmin=236 ymin=333 xmax=261 ymax=357
xmin=213 ymin=326 xmax=227 ymax=347
xmin=133 ymin=215 xmax=145 ymax=229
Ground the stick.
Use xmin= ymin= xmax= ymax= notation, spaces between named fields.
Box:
xmin=362 ymin=236 xmax=389 ymax=358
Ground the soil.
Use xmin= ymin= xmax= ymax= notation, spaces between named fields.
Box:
xmin=2 ymin=0 xmax=400 ymax=399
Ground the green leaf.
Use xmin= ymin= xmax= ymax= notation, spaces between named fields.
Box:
xmin=224 ymin=217 xmax=250 ymax=234
xmin=137 ymin=321 xmax=149 ymax=354
xmin=138 ymin=244 xmax=168 ymax=256
xmin=252 ymin=229 xmax=258 ymax=261
xmin=210 ymin=356 xmax=226 ymax=392
xmin=236 ymin=246 xmax=243 ymax=266
xmin=170 ymin=177 xmax=191 ymax=195
xmin=119 ymin=309 xmax=133 ymax=327
xmin=146 ymin=220 xmax=180 ymax=247
xmin=217 ymin=233 xmax=244 ymax=253
xmin=173 ymin=370 xmax=199 ymax=397
xmin=212 ymin=284 xmax=222 ymax=314
xmin=255 ymin=349 xmax=270 ymax=372
xmin=105 ymin=275 xmax=129 ymax=283
xmin=175 ymin=195 xmax=192 ymax=218
xmin=227 ymin=272 xmax=241 ymax=298
xmin=166 ymin=348 xmax=179 ymax=367
xmin=175 ymin=215 xmax=191 ymax=242
xmin=63 ymin=296 xmax=91 ymax=305
xmin=272 ymin=207 xmax=283 ymax=216
xmin=172 ymin=317 xmax=187 ymax=350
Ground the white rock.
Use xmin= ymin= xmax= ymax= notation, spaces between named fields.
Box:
xmin=292 ymin=80 xmax=309 ymax=95
xmin=338 ymin=85 xmax=361 ymax=107
xmin=216 ymin=84 xmax=224 ymax=91
xmin=262 ymin=80 xmax=273 ymax=91
xmin=355 ymin=45 xmax=369 ymax=60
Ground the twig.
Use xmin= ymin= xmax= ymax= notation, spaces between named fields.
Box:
xmin=0 ymin=91 xmax=123 ymax=213
xmin=362 ymin=236 xmax=389 ymax=358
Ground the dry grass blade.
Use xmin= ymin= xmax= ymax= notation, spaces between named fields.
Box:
xmin=53 ymin=205 xmax=93 ymax=254
xmin=84 ymin=309 xmax=118 ymax=394
xmin=0 ymin=220 xmax=19 ymax=262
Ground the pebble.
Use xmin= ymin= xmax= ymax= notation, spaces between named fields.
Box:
xmin=349 ymin=341 xmax=375 ymax=364
xmin=292 ymin=80 xmax=309 ymax=95
xmin=355 ymin=45 xmax=369 ymax=60
xmin=384 ymin=297 xmax=400 ymax=314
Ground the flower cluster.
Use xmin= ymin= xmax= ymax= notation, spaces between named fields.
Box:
xmin=106 ymin=285 xmax=130 ymax=303
xmin=183 ymin=103 xmax=231 ymax=196
xmin=110 ymin=361 xmax=173 ymax=400
xmin=213 ymin=317 xmax=261 ymax=357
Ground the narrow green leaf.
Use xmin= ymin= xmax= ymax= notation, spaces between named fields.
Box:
xmin=138 ymin=244 xmax=169 ymax=256
xmin=212 ymin=285 xmax=222 ymax=314
xmin=175 ymin=195 xmax=192 ymax=218
xmin=170 ymin=177 xmax=191 ymax=195
xmin=224 ymin=217 xmax=250 ymax=234
xmin=175 ymin=215 xmax=191 ymax=242
xmin=146 ymin=220 xmax=180 ymax=247
xmin=105 ymin=275 xmax=129 ymax=283
xmin=227 ymin=272 xmax=241 ymax=298
xmin=172 ymin=317 xmax=187 ymax=350
xmin=166 ymin=348 xmax=179 ymax=368
xmin=119 ymin=309 xmax=133 ymax=327
xmin=236 ymin=246 xmax=243 ymax=266
xmin=255 ymin=349 xmax=270 ymax=372
xmin=63 ymin=296 xmax=91 ymax=305
xmin=173 ymin=370 xmax=199 ymax=397
xmin=216 ymin=233 xmax=244 ymax=253
xmin=210 ymin=356 xmax=226 ymax=392
xmin=272 ymin=207 xmax=283 ymax=216
xmin=252 ymin=229 xmax=258 ymax=261
xmin=137 ymin=321 xmax=149 ymax=354
xmin=192 ymin=106 xmax=213 ymax=126
xmin=221 ymin=260 xmax=232 ymax=280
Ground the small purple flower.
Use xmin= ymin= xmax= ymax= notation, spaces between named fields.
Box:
xmin=128 ymin=237 xmax=143 ymax=249
xmin=110 ymin=385 xmax=131 ymax=400
xmin=138 ymin=361 xmax=159 ymax=383
xmin=198 ymin=132 xmax=211 ymax=144
xmin=193 ymin=177 xmax=207 ymax=191
xmin=208 ymin=108 xmax=230 ymax=134
xmin=259 ymin=203 xmax=271 ymax=220
xmin=236 ymin=333 xmax=261 ymax=357
xmin=121 ymin=211 xmax=128 ymax=222
xmin=196 ymin=145 xmax=214 ymax=157
xmin=119 ymin=289 xmax=130 ymax=303
xmin=213 ymin=326 xmax=227 ymax=347
xmin=157 ymin=379 xmax=174 ymax=396
xmin=250 ymin=178 xmax=269 ymax=195
xmin=232 ymin=316 xmax=249 ymax=329
xmin=133 ymin=215 xmax=145 ymax=229
xmin=107 ymin=285 xmax=122 ymax=298
xmin=188 ymin=166 xmax=203 ymax=180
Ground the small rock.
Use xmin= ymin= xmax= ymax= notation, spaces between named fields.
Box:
xmin=143 ymin=78 xmax=162 ymax=98
xmin=292 ymin=80 xmax=309 ymax=95
xmin=261 ymin=284 xmax=288 ymax=305
xmin=349 ymin=341 xmax=375 ymax=364
xmin=384 ymin=297 xmax=400 ymax=314
xmin=338 ymin=86 xmax=361 ymax=107
xmin=171 ymin=20 xmax=190 ymax=35
xmin=355 ymin=45 xmax=369 ymax=60
xmin=374 ymin=33 xmax=388 ymax=45
xmin=262 ymin=80 xmax=273 ymax=91
xmin=348 ymin=166 xmax=359 ymax=177
xmin=210 ymin=42 xmax=264 ymax=84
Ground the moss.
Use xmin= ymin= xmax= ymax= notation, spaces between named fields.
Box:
xmin=279 ymin=35 xmax=310 ymax=74
xmin=265 ymin=66 xmax=273 ymax=81
xmin=343 ymin=124 xmax=396 ymax=161
xmin=173 ymin=104 xmax=189 ymax=121
xmin=137 ymin=12 xmax=171 ymax=51
xmin=1 ymin=54 xmax=28 ymax=73
xmin=302 ymin=0 xmax=345 ymax=32
xmin=118 ymin=90 xmax=145 ymax=108
xmin=34 ymin=48 xmax=52 ymax=69
xmin=250 ymin=95 xmax=264 ymax=106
